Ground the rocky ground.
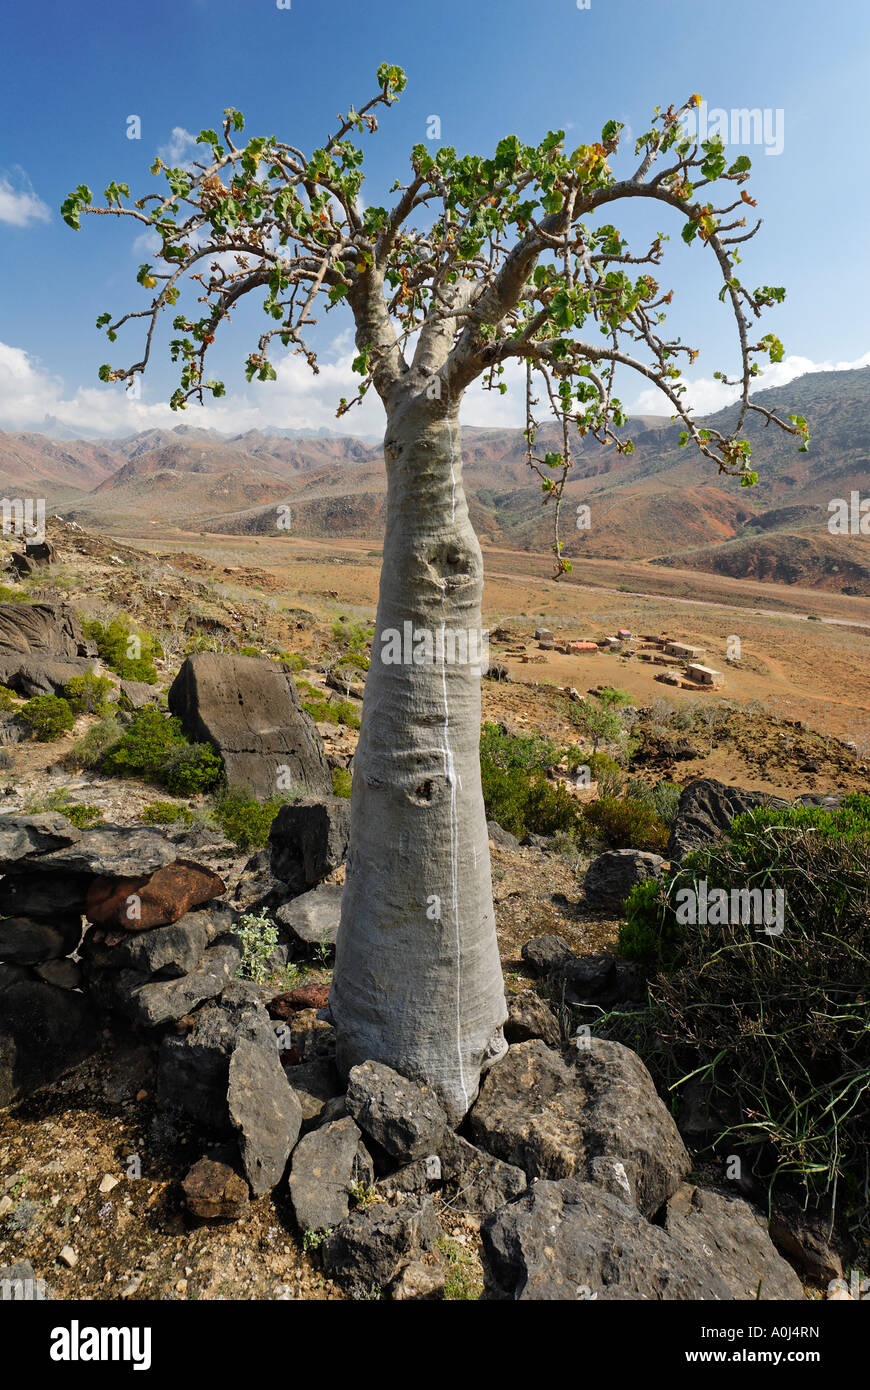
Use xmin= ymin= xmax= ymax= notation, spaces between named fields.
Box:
xmin=0 ymin=520 xmax=866 ymax=1302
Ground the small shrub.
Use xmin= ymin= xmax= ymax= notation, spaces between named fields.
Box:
xmin=161 ymin=742 xmax=223 ymax=796
xmin=0 ymin=685 xmax=18 ymax=712
xmin=62 ymin=673 xmax=114 ymax=716
xmin=101 ymin=706 xmax=184 ymax=780
xmin=580 ymin=794 xmax=669 ymax=852
xmin=18 ymin=694 xmax=75 ymax=742
xmin=82 ymin=616 xmax=160 ymax=683
xmin=60 ymin=802 xmax=105 ymax=829
xmin=211 ymin=787 xmax=288 ymax=850
xmin=278 ymin=652 xmax=306 ymax=671
xmin=65 ymin=714 xmax=124 ymax=770
xmin=0 ymin=585 xmax=27 ymax=602
xmin=332 ymin=766 xmax=352 ymax=798
xmin=235 ymin=908 xmax=279 ymax=982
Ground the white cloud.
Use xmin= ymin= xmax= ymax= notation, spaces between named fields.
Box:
xmin=0 ymin=335 xmax=867 ymax=442
xmin=0 ymin=174 xmax=51 ymax=228
xmin=158 ymin=127 xmax=199 ymax=168
xmin=629 ymin=350 xmax=870 ymax=419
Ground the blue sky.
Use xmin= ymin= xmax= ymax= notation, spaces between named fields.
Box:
xmin=0 ymin=0 xmax=867 ymax=437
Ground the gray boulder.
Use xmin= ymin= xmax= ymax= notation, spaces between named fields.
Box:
xmin=481 ymin=1177 xmax=734 ymax=1300
xmin=346 ymin=1060 xmax=449 ymax=1162
xmin=81 ymin=904 xmax=237 ymax=977
xmin=469 ymin=1038 xmax=688 ymax=1216
xmin=520 ymin=935 xmax=575 ymax=977
xmin=663 ymin=1184 xmax=804 ymax=1300
xmin=269 ymin=797 xmax=350 ymax=892
xmin=289 ymin=1116 xmax=374 ymax=1232
xmin=0 ymin=601 xmax=82 ymax=658
xmin=0 ymin=915 xmax=82 ymax=965
xmin=0 ymin=823 xmax=176 ymax=878
xmin=168 ymin=653 xmax=331 ymax=800
xmin=86 ymin=942 xmax=241 ymax=1028
xmin=0 ymin=977 xmax=99 ymax=1106
xmin=667 ymin=778 xmax=785 ymax=861
xmin=228 ymin=1037 xmax=303 ymax=1196
xmin=276 ymin=883 xmax=342 ymax=948
xmin=322 ymin=1195 xmax=440 ymax=1292
xmin=584 ymin=849 xmax=664 ymax=909
xmin=119 ymin=679 xmax=162 ymax=710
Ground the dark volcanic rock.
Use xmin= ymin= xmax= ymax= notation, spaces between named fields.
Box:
xmin=269 ymin=797 xmax=350 ymax=893
xmin=168 ymin=652 xmax=331 ymax=800
xmin=0 ymin=824 xmax=177 ymax=878
xmin=667 ymin=778 xmax=785 ymax=861
xmin=520 ymin=935 xmax=575 ymax=977
xmin=0 ymin=814 xmax=80 ymax=868
xmin=81 ymin=904 xmax=237 ymax=977
xmin=0 ymin=977 xmax=99 ymax=1106
xmin=663 ymin=1184 xmax=804 ymax=1300
xmin=322 ymin=1195 xmax=440 ymax=1292
xmin=504 ymin=991 xmax=561 ymax=1048
xmin=469 ymin=1038 xmax=688 ymax=1215
xmin=0 ymin=601 xmax=82 ymax=658
xmin=0 ymin=914 xmax=82 ymax=965
xmin=346 ymin=1061 xmax=449 ymax=1162
xmin=0 ymin=870 xmax=91 ymax=922
xmin=584 ymin=849 xmax=664 ymax=909
xmin=481 ymin=1177 xmax=733 ymax=1300
xmin=86 ymin=942 xmax=241 ymax=1028
xmin=156 ymin=994 xmax=274 ymax=1132
xmin=289 ymin=1116 xmax=374 ymax=1232
xmin=228 ymin=1037 xmax=303 ymax=1196
xmin=276 ymin=883 xmax=342 ymax=948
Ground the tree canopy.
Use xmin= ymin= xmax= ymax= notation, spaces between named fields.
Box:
xmin=65 ymin=63 xmax=808 ymax=571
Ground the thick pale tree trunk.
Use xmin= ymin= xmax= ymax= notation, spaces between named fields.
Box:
xmin=329 ymin=390 xmax=507 ymax=1123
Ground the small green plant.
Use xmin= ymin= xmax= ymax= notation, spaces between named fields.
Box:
xmin=0 ymin=584 xmax=28 ymax=602
xmin=62 ymin=672 xmax=114 ymax=716
xmin=18 ymin=693 xmax=75 ymax=741
xmin=348 ymin=1180 xmax=379 ymax=1209
xmin=331 ymin=766 xmax=352 ymax=798
xmin=61 ymin=802 xmax=105 ymax=828
xmin=302 ymin=1226 xmax=333 ymax=1252
xmin=235 ymin=907 xmax=279 ymax=982
xmin=437 ymin=1237 xmax=482 ymax=1301
xmin=211 ymin=787 xmax=289 ymax=849
xmin=580 ymin=794 xmax=669 ymax=852
xmin=278 ymin=652 xmax=306 ymax=671
xmin=0 ymin=685 xmax=18 ymax=712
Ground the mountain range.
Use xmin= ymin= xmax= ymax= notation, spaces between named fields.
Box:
xmin=1 ymin=366 xmax=868 ymax=594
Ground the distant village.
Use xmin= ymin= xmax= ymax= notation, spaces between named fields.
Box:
xmin=497 ymin=628 xmax=727 ymax=692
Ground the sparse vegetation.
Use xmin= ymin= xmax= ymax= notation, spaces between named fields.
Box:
xmin=235 ymin=908 xmax=280 ymax=983
xmin=18 ymin=693 xmax=75 ymax=742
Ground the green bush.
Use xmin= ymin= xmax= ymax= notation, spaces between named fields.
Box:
xmin=101 ymin=706 xmax=185 ymax=779
xmin=62 ymin=673 xmax=114 ymax=716
xmin=331 ymin=618 xmax=373 ymax=666
xmin=18 ymin=694 xmax=75 ymax=742
xmin=161 ymin=742 xmax=223 ymax=796
xmin=332 ymin=766 xmax=353 ymax=798
xmin=481 ymin=761 xmax=579 ymax=840
xmin=609 ymin=796 xmax=870 ymax=1231
xmin=278 ymin=652 xmax=306 ymax=671
xmin=141 ymin=801 xmax=194 ymax=827
xmin=100 ymin=706 xmax=222 ymax=794
xmin=211 ymin=787 xmax=288 ymax=850
xmin=59 ymin=802 xmax=105 ymax=829
xmin=0 ymin=585 xmax=28 ymax=603
xmin=82 ymin=616 xmax=161 ymax=683
xmin=480 ymin=722 xmax=562 ymax=774
xmin=580 ymin=794 xmax=669 ymax=852
xmin=0 ymin=685 xmax=18 ymax=712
